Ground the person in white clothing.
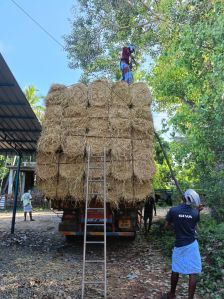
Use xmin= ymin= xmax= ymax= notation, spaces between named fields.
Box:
xmin=21 ymin=190 xmax=35 ymax=221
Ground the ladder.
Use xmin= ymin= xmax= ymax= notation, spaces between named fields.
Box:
xmin=81 ymin=147 xmax=107 ymax=299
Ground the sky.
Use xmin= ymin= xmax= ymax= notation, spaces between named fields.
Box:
xmin=0 ymin=0 xmax=80 ymax=96
xmin=0 ymin=0 xmax=167 ymax=133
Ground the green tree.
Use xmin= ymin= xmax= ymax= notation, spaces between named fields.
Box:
xmin=25 ymin=85 xmax=45 ymax=123
xmin=65 ymin=0 xmax=224 ymax=218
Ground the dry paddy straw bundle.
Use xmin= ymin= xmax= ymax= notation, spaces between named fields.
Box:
xmin=131 ymin=118 xmax=154 ymax=139
xmin=55 ymin=177 xmax=69 ymax=200
xmin=45 ymin=84 xmax=67 ymax=106
xmin=111 ymin=138 xmax=132 ymax=161
xmin=37 ymin=131 xmax=61 ymax=153
xmin=87 ymin=117 xmax=109 ymax=137
xmin=68 ymin=178 xmax=84 ymax=200
xmin=44 ymin=105 xmax=63 ymax=122
xmin=88 ymin=106 xmax=109 ymax=118
xmin=109 ymin=117 xmax=132 ymax=138
xmin=86 ymin=136 xmax=111 ymax=156
xmin=109 ymin=105 xmax=130 ymax=119
xmin=88 ymin=80 xmax=111 ymax=107
xmin=134 ymin=159 xmax=155 ymax=182
xmin=61 ymin=116 xmax=87 ymax=136
xmin=131 ymin=106 xmax=151 ymax=120
xmin=134 ymin=180 xmax=153 ymax=201
xmin=37 ymin=179 xmax=57 ymax=199
xmin=130 ymin=82 xmax=152 ymax=107
xmin=63 ymin=83 xmax=88 ymax=107
xmin=133 ymin=139 xmax=153 ymax=161
xmin=36 ymin=152 xmax=58 ymax=164
xmin=36 ymin=163 xmax=58 ymax=180
xmin=59 ymin=162 xmax=84 ymax=180
xmin=61 ymin=135 xmax=85 ymax=159
xmin=111 ymin=161 xmax=133 ymax=181
xmin=86 ymin=160 xmax=111 ymax=178
xmin=63 ymin=106 xmax=88 ymax=118
xmin=111 ymin=81 xmax=130 ymax=106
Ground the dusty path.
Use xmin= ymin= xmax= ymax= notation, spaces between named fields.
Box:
xmin=0 ymin=209 xmax=202 ymax=298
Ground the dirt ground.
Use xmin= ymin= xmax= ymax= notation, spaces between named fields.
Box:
xmin=0 ymin=209 xmax=202 ymax=299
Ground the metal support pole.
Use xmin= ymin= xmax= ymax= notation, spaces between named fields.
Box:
xmin=11 ymin=155 xmax=22 ymax=234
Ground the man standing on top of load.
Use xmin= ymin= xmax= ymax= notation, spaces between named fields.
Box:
xmin=21 ymin=190 xmax=35 ymax=221
xmin=161 ymin=189 xmax=204 ymax=299
xmin=120 ymin=44 xmax=136 ymax=85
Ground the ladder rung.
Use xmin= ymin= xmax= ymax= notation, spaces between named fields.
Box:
xmin=86 ymin=241 xmax=104 ymax=244
xmin=85 ymin=260 xmax=104 ymax=263
xmin=91 ymin=155 xmax=104 ymax=158
xmin=84 ymin=281 xmax=104 ymax=284
xmin=87 ymin=208 xmax=104 ymax=210
xmin=89 ymin=179 xmax=104 ymax=182
xmin=86 ymin=223 xmax=104 ymax=226
xmin=89 ymin=166 xmax=103 ymax=169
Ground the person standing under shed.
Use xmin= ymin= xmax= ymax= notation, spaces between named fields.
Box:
xmin=21 ymin=190 xmax=35 ymax=221
xmin=144 ymin=192 xmax=156 ymax=233
xmin=120 ymin=44 xmax=136 ymax=84
xmin=161 ymin=189 xmax=203 ymax=299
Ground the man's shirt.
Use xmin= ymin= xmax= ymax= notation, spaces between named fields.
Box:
xmin=166 ymin=203 xmax=200 ymax=247
xmin=21 ymin=192 xmax=32 ymax=207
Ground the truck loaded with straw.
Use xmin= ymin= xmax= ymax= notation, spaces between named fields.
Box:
xmin=36 ymin=80 xmax=155 ymax=238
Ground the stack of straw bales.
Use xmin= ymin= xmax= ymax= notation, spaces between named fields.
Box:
xmin=37 ymin=81 xmax=155 ymax=206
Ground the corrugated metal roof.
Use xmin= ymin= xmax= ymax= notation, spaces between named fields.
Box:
xmin=0 ymin=53 xmax=42 ymax=155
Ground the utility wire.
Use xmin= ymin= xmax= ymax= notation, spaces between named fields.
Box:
xmin=9 ymin=0 xmax=184 ymax=195
xmin=10 ymin=0 xmax=64 ymax=48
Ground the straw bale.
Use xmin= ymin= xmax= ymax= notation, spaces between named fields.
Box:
xmin=67 ymin=178 xmax=84 ymax=200
xmin=84 ymin=160 xmax=111 ymax=178
xmin=37 ymin=179 xmax=57 ymax=199
xmin=107 ymin=179 xmax=122 ymax=204
xmin=59 ymin=162 xmax=84 ymax=180
xmin=87 ymin=117 xmax=109 ymax=137
xmin=45 ymin=105 xmax=63 ymax=121
xmin=131 ymin=106 xmax=152 ymax=120
xmin=63 ymin=106 xmax=88 ymax=118
xmin=45 ymin=84 xmax=67 ymax=106
xmin=109 ymin=105 xmax=130 ymax=119
xmin=111 ymin=81 xmax=130 ymax=106
xmin=36 ymin=152 xmax=58 ymax=164
xmin=55 ymin=177 xmax=69 ymax=199
xmin=130 ymin=82 xmax=152 ymax=107
xmin=86 ymin=137 xmax=111 ymax=156
xmin=109 ymin=117 xmax=131 ymax=138
xmin=131 ymin=119 xmax=154 ymax=139
xmin=63 ymin=83 xmax=88 ymax=107
xmin=111 ymin=138 xmax=132 ymax=161
xmin=111 ymin=161 xmax=133 ymax=181
xmin=88 ymin=80 xmax=111 ymax=107
xmin=108 ymin=179 xmax=134 ymax=203
xmin=88 ymin=106 xmax=109 ymax=118
xmin=134 ymin=180 xmax=153 ymax=200
xmin=61 ymin=117 xmax=87 ymax=136
xmin=37 ymin=132 xmax=61 ymax=153
xmin=61 ymin=135 xmax=86 ymax=158
xmin=133 ymin=139 xmax=153 ymax=161
xmin=36 ymin=162 xmax=58 ymax=180
xmin=133 ymin=159 xmax=155 ymax=182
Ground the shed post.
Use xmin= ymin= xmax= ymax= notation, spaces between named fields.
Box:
xmin=11 ymin=155 xmax=22 ymax=234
